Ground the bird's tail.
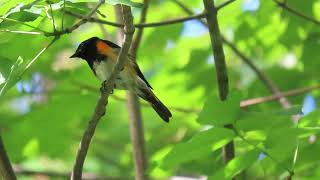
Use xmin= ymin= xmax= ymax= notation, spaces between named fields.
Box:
xmin=138 ymin=88 xmax=172 ymax=122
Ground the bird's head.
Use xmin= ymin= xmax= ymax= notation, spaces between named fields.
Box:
xmin=70 ymin=37 xmax=99 ymax=61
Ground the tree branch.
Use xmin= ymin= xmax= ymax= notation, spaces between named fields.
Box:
xmin=273 ymin=0 xmax=320 ymax=25
xmin=202 ymin=0 xmax=231 ymax=167
xmin=172 ymin=0 xmax=291 ymax=109
xmin=216 ymin=0 xmax=237 ymax=11
xmin=203 ymin=0 xmax=229 ymax=101
xmin=222 ymin=39 xmax=292 ymax=109
xmin=115 ymin=2 xmax=149 ymax=180
xmin=64 ymin=10 xmax=206 ymax=29
xmin=71 ymin=4 xmax=135 ymax=180
xmin=62 ymin=0 xmax=236 ymax=30
xmin=0 ymin=136 xmax=16 ymax=180
xmin=14 ymin=167 xmax=126 ymax=180
xmin=128 ymin=0 xmax=149 ymax=179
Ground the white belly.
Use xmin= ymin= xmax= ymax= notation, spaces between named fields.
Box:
xmin=94 ymin=61 xmax=113 ymax=82
xmin=93 ymin=60 xmax=136 ymax=90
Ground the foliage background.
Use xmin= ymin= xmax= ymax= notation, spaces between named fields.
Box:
xmin=0 ymin=0 xmax=320 ymax=179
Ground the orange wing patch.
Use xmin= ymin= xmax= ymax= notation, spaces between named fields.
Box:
xmin=96 ymin=40 xmax=111 ymax=55
xmin=96 ymin=41 xmax=117 ymax=61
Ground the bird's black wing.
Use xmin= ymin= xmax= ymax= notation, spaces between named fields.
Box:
xmin=101 ymin=40 xmax=152 ymax=89
xmin=102 ymin=40 xmax=121 ymax=48
xmin=134 ymin=63 xmax=153 ymax=89
xmin=128 ymin=54 xmax=153 ymax=89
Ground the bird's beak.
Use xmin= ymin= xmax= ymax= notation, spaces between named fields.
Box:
xmin=70 ymin=52 xmax=79 ymax=58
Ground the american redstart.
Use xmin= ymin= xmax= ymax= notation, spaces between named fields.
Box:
xmin=70 ymin=37 xmax=172 ymax=122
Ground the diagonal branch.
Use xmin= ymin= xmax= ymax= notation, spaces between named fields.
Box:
xmin=0 ymin=136 xmax=16 ymax=180
xmin=172 ymin=0 xmax=291 ymax=109
xmin=71 ymin=4 xmax=135 ymax=180
xmin=222 ymin=39 xmax=291 ymax=109
xmin=203 ymin=0 xmax=229 ymax=101
xmin=74 ymin=82 xmax=320 ymax=113
xmin=63 ymin=0 xmax=237 ymax=29
xmin=64 ymin=10 xmax=206 ymax=28
xmin=273 ymin=0 xmax=320 ymax=25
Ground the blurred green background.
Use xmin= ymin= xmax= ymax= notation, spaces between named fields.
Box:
xmin=1 ymin=0 xmax=320 ymax=179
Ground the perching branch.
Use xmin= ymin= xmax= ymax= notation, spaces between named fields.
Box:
xmin=273 ymin=0 xmax=320 ymax=25
xmin=203 ymin=0 xmax=229 ymax=101
xmin=71 ymin=4 xmax=135 ymax=180
xmin=0 ymin=136 xmax=16 ymax=180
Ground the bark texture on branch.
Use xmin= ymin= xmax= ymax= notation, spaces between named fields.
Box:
xmin=0 ymin=136 xmax=16 ymax=180
xmin=115 ymin=2 xmax=149 ymax=180
xmin=203 ymin=0 xmax=229 ymax=101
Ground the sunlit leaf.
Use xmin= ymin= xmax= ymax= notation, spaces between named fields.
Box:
xmin=161 ymin=127 xmax=235 ymax=169
xmin=106 ymin=0 xmax=143 ymax=8
xmin=197 ymin=91 xmax=241 ymax=126
xmin=0 ymin=56 xmax=25 ymax=96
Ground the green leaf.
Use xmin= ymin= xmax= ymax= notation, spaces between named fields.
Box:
xmin=106 ymin=0 xmax=143 ymax=8
xmin=161 ymin=128 xmax=235 ymax=169
xmin=0 ymin=11 xmax=41 ymax=28
xmin=298 ymin=110 xmax=320 ymax=128
xmin=265 ymin=127 xmax=298 ymax=161
xmin=209 ymin=150 xmax=260 ymax=179
xmin=236 ymin=106 xmax=300 ymax=133
xmin=225 ymin=150 xmax=260 ymax=178
xmin=0 ymin=56 xmax=25 ymax=96
xmin=197 ymin=91 xmax=241 ymax=126
xmin=0 ymin=56 xmax=13 ymax=79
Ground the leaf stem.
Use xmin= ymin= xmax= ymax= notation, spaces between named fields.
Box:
xmin=0 ymin=17 xmax=49 ymax=35
xmin=0 ymin=29 xmax=41 ymax=35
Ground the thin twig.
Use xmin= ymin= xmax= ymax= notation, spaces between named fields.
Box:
xmin=22 ymin=37 xmax=58 ymax=75
xmin=240 ymin=84 xmax=320 ymax=107
xmin=14 ymin=167 xmax=125 ymax=180
xmin=43 ymin=0 xmax=106 ymax=37
xmin=216 ymin=0 xmax=237 ymax=11
xmin=61 ymin=0 xmax=66 ymax=30
xmin=130 ymin=0 xmax=149 ymax=57
xmin=71 ymin=4 xmax=135 ymax=180
xmin=47 ymin=1 xmax=57 ymax=32
xmin=172 ymin=0 xmax=292 ymax=109
xmin=73 ymin=81 xmax=320 ymax=113
xmin=64 ymin=10 xmax=206 ymax=28
xmin=234 ymin=127 xmax=294 ymax=176
xmin=203 ymin=0 xmax=229 ymax=100
xmin=273 ymin=0 xmax=320 ymax=25
xmin=222 ymin=38 xmax=292 ymax=108
xmin=0 ymin=29 xmax=41 ymax=35
xmin=0 ymin=17 xmax=50 ymax=34
xmin=0 ymin=135 xmax=16 ymax=180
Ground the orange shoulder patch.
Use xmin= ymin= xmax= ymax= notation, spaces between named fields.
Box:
xmin=96 ymin=40 xmax=112 ymax=56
